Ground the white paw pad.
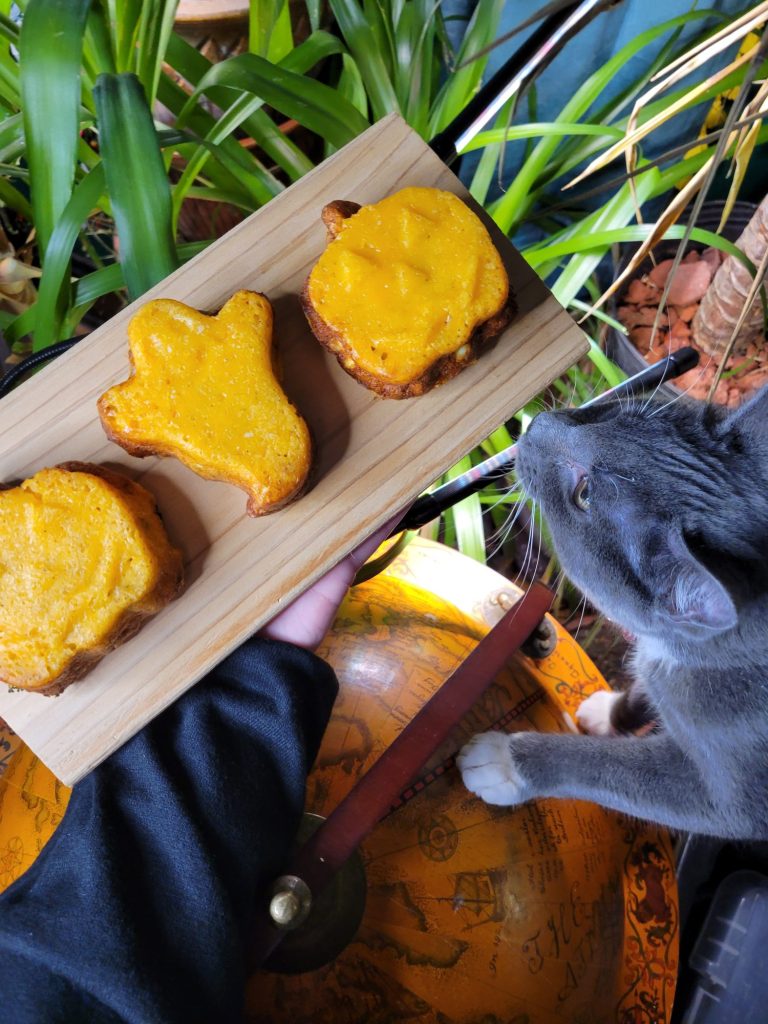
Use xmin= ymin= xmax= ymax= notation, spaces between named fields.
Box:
xmin=575 ymin=690 xmax=622 ymax=737
xmin=456 ymin=731 xmax=526 ymax=806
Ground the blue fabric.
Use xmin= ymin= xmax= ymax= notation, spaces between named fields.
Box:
xmin=0 ymin=637 xmax=338 ymax=1023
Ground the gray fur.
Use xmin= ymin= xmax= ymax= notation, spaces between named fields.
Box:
xmin=457 ymin=386 xmax=768 ymax=839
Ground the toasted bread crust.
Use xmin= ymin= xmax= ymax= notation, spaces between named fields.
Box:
xmin=303 ymin=197 xmax=517 ymax=399
xmin=302 ymin=284 xmax=516 ymax=399
xmin=1 ymin=462 xmax=184 ymax=696
xmin=95 ymin=427 xmax=313 ymax=518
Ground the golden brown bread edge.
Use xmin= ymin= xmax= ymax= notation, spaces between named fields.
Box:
xmin=301 ymin=200 xmax=518 ymax=400
xmin=98 ymin=416 xmax=314 ymax=518
xmin=11 ymin=462 xmax=184 ymax=697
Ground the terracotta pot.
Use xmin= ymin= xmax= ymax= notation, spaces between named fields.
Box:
xmin=605 ymin=200 xmax=758 ymax=401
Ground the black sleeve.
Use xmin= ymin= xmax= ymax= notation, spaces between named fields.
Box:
xmin=0 ymin=637 xmax=338 ymax=1024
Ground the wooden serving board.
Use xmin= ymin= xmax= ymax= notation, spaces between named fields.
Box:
xmin=0 ymin=114 xmax=587 ymax=784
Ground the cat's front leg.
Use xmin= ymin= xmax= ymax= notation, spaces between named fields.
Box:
xmin=576 ymin=684 xmax=656 ymax=736
xmin=455 ymin=731 xmax=533 ymax=805
xmin=457 ymin=731 xmax=747 ymax=837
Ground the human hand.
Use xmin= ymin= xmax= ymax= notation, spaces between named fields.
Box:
xmin=260 ymin=514 xmax=403 ymax=650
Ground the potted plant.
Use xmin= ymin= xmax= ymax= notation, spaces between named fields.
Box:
xmin=554 ymin=2 xmax=768 ymax=406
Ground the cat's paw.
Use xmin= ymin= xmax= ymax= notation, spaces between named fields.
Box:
xmin=575 ymin=690 xmax=622 ymax=736
xmin=457 ymin=731 xmax=530 ymax=806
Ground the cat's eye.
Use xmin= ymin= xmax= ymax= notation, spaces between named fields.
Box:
xmin=572 ymin=476 xmax=591 ymax=511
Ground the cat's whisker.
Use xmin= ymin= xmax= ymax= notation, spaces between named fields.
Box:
xmin=486 ymin=500 xmax=527 ymax=561
xmin=488 ymin=509 xmax=526 ymax=557
xmin=647 ymin=349 xmax=719 ymax=418
xmin=514 ymin=501 xmax=539 ymax=589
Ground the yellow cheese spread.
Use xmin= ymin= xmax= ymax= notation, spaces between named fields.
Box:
xmin=0 ymin=466 xmax=182 ymax=692
xmin=98 ymin=291 xmax=312 ymax=515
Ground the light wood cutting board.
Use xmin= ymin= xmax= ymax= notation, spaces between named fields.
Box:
xmin=0 ymin=113 xmax=587 ymax=784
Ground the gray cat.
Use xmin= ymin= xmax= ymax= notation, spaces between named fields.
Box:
xmin=457 ymin=386 xmax=768 ymax=839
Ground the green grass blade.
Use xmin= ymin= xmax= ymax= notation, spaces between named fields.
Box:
xmin=468 ymin=97 xmax=515 ymax=207
xmin=336 ymin=51 xmax=368 ymax=115
xmin=555 ymin=10 xmax=718 ymax=173
xmin=0 ymin=10 xmax=19 ymax=43
xmin=157 ymin=77 xmax=266 ymax=207
xmin=135 ymin=0 xmax=179 ymax=104
xmin=429 ymin=0 xmax=504 ymax=136
xmin=546 ymin=170 xmax=661 ymax=306
xmin=246 ymin=109 xmax=314 ymax=179
xmin=0 ymin=114 xmax=25 ymax=162
xmin=443 ymin=455 xmax=486 ymax=563
xmin=392 ymin=0 xmax=433 ymax=134
xmin=249 ymin=0 xmax=281 ymax=57
xmin=585 ymin=339 xmax=625 ymax=387
xmin=267 ymin=0 xmax=293 ymax=63
xmin=569 ymin=298 xmax=628 ymax=335
xmin=328 ymin=0 xmax=399 ymax=121
xmin=94 ymin=72 xmax=179 ymax=299
xmin=32 ymin=163 xmax=105 ymax=350
xmin=0 ymin=15 xmax=20 ymax=106
xmin=528 ymin=222 xmax=751 ymax=268
xmin=183 ymin=51 xmax=369 ymax=149
xmin=105 ymin=0 xmax=142 ymax=72
xmin=19 ymin=0 xmax=91 ymax=261
xmin=305 ymin=0 xmax=321 ymax=32
xmin=252 ymin=0 xmax=296 ymax=60
xmin=171 ymin=90 xmax=298 ymax=227
xmin=461 ymin=121 xmax=625 ymax=153
xmin=0 ymin=175 xmax=32 ymax=218
xmin=83 ymin=3 xmax=116 ymax=82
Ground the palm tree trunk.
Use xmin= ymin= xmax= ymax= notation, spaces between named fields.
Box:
xmin=692 ymin=195 xmax=768 ymax=357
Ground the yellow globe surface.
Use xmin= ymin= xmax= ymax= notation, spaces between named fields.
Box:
xmin=0 ymin=538 xmax=678 ymax=1023
xmin=250 ymin=539 xmax=678 ymax=1024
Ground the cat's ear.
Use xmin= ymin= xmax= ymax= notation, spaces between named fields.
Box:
xmin=720 ymin=382 xmax=768 ymax=441
xmin=657 ymin=530 xmax=737 ymax=632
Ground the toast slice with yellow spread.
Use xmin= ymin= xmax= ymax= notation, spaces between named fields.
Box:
xmin=98 ymin=290 xmax=312 ymax=516
xmin=0 ymin=463 xmax=183 ymax=695
xmin=302 ymin=187 xmax=516 ymax=399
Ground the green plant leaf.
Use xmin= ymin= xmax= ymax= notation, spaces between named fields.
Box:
xmin=584 ymin=338 xmax=625 ymax=386
xmin=267 ymin=0 xmax=293 ymax=63
xmin=336 ymin=50 xmax=368 ymax=115
xmin=135 ymin=0 xmax=179 ymax=105
xmin=492 ymin=9 xmax=721 ymax=235
xmin=443 ymin=455 xmax=486 ymax=563
xmin=250 ymin=0 xmax=285 ymax=57
xmin=83 ymin=2 xmax=116 ymax=83
xmin=429 ymin=0 xmax=504 ymax=137
xmin=462 ymin=121 xmax=625 ymax=153
xmin=468 ymin=97 xmax=515 ymax=207
xmin=181 ymin=50 xmax=369 ymax=150
xmin=32 ymin=163 xmax=105 ymax=350
xmin=328 ymin=0 xmax=399 ymax=121
xmin=94 ymin=72 xmax=179 ymax=299
xmin=0 ymin=175 xmax=32 ymax=218
xmin=392 ymin=0 xmax=439 ymax=137
xmin=19 ymin=0 xmax=91 ymax=261
xmin=105 ymin=0 xmax=142 ymax=72
xmin=305 ymin=0 xmax=321 ymax=33
xmin=527 ymin=223 xmax=751 ymax=267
